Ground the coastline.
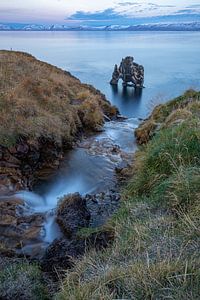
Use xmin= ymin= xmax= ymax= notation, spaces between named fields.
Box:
xmin=0 ymin=50 xmax=200 ymax=299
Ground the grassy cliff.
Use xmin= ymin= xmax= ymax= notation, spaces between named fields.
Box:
xmin=0 ymin=51 xmax=118 ymax=193
xmin=57 ymin=90 xmax=200 ymax=299
xmin=0 ymin=50 xmax=117 ymax=148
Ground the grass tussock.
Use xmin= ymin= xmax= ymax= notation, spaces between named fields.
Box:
xmin=135 ymin=89 xmax=200 ymax=144
xmin=0 ymin=262 xmax=48 ymax=299
xmin=0 ymin=50 xmax=116 ymax=147
xmin=57 ymin=90 xmax=200 ymax=300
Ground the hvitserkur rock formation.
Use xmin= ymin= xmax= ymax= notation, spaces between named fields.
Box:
xmin=110 ymin=56 xmax=144 ymax=88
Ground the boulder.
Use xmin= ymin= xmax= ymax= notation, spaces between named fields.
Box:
xmin=41 ymin=230 xmax=115 ymax=276
xmin=41 ymin=238 xmax=85 ymax=275
xmin=85 ymin=191 xmax=120 ymax=227
xmin=56 ymin=193 xmax=90 ymax=238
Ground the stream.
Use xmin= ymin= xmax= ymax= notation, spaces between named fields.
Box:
xmin=15 ymin=118 xmax=139 ymax=256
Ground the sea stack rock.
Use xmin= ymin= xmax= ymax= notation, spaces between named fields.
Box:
xmin=110 ymin=56 xmax=144 ymax=88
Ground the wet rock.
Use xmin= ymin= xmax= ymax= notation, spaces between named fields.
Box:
xmin=42 ymin=190 xmax=118 ymax=277
xmin=41 ymin=190 xmax=119 ymax=277
xmin=16 ymin=142 xmax=29 ymax=156
xmin=2 ymin=150 xmax=20 ymax=165
xmin=0 ymin=138 xmax=64 ymax=194
xmin=116 ymin=115 xmax=128 ymax=121
xmin=0 ymin=197 xmax=44 ymax=252
xmin=111 ymin=145 xmax=120 ymax=154
xmin=115 ymin=160 xmax=129 ymax=174
xmin=110 ymin=64 xmax=120 ymax=85
xmin=56 ymin=193 xmax=90 ymax=238
xmin=80 ymin=137 xmax=127 ymax=167
xmin=103 ymin=113 xmax=111 ymax=122
xmin=41 ymin=238 xmax=85 ymax=275
xmin=0 ymin=198 xmax=23 ymax=226
xmin=41 ymin=230 xmax=115 ymax=277
xmin=110 ymin=56 xmax=144 ymax=88
xmin=0 ymin=175 xmax=21 ymax=195
xmin=85 ymin=190 xmax=121 ymax=227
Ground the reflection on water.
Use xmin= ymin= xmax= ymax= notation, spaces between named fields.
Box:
xmin=111 ymin=85 xmax=143 ymax=116
xmin=111 ymin=85 xmax=143 ymax=100
xmin=122 ymin=86 xmax=143 ymax=101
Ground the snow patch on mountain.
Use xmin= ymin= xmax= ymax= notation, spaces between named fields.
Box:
xmin=0 ymin=22 xmax=200 ymax=31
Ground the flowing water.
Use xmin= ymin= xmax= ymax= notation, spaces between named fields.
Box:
xmin=1 ymin=31 xmax=200 ymax=246
xmin=15 ymin=118 xmax=139 ymax=246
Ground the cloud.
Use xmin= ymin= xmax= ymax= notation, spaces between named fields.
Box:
xmin=147 ymin=3 xmax=175 ymax=8
xmin=0 ymin=0 xmax=200 ymax=24
xmin=0 ymin=8 xmax=22 ymax=14
xmin=113 ymin=2 xmax=180 ymax=18
xmin=117 ymin=2 xmax=139 ymax=6
xmin=66 ymin=1 xmax=200 ymax=26
xmin=175 ymin=9 xmax=199 ymax=15
xmin=186 ymin=4 xmax=200 ymax=8
xmin=117 ymin=2 xmax=175 ymax=9
xmin=68 ymin=8 xmax=122 ymax=21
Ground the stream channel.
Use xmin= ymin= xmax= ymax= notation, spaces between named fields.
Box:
xmin=15 ymin=117 xmax=139 ymax=256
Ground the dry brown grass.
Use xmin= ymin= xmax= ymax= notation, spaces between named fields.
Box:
xmin=0 ymin=50 xmax=116 ymax=147
xmin=135 ymin=90 xmax=200 ymax=144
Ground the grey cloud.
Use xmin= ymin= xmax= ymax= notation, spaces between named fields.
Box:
xmin=67 ymin=8 xmax=123 ymax=21
xmin=174 ymin=8 xmax=200 ymax=15
xmin=186 ymin=4 xmax=200 ymax=8
xmin=118 ymin=2 xmax=139 ymax=6
xmin=0 ymin=8 xmax=22 ymax=14
xmin=147 ymin=3 xmax=175 ymax=8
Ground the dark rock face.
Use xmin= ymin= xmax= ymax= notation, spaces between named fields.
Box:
xmin=56 ymin=193 xmax=90 ymax=238
xmin=41 ymin=192 xmax=117 ymax=277
xmin=0 ymin=197 xmax=44 ymax=251
xmin=41 ymin=230 xmax=115 ymax=276
xmin=110 ymin=56 xmax=144 ymax=88
xmin=0 ymin=139 xmax=63 ymax=196
xmin=41 ymin=238 xmax=85 ymax=274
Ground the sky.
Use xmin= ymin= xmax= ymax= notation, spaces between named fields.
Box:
xmin=0 ymin=0 xmax=200 ymax=25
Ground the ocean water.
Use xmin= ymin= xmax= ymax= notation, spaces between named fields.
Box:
xmin=0 ymin=31 xmax=200 ymax=118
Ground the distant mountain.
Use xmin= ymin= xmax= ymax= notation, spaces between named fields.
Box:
xmin=0 ymin=22 xmax=200 ymax=31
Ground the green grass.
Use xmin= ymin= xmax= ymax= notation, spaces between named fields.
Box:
xmin=0 ymin=262 xmax=48 ymax=300
xmin=56 ymin=90 xmax=200 ymax=300
xmin=129 ymin=117 xmax=200 ymax=197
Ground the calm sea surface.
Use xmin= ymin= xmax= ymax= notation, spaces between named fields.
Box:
xmin=0 ymin=31 xmax=200 ymax=118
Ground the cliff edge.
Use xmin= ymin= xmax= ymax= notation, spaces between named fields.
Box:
xmin=0 ymin=50 xmax=117 ymax=194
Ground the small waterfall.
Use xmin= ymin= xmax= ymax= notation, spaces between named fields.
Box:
xmin=14 ymin=118 xmax=139 ymax=246
xmin=43 ymin=209 xmax=62 ymax=243
xmin=15 ymin=191 xmax=47 ymax=213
